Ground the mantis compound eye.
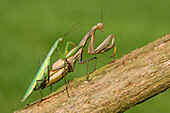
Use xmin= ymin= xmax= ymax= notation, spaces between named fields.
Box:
xmin=58 ymin=38 xmax=63 ymax=43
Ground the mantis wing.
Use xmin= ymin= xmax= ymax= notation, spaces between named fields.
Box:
xmin=21 ymin=58 xmax=49 ymax=102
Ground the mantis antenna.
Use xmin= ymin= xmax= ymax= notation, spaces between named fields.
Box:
xmin=62 ymin=22 xmax=84 ymax=38
xmin=101 ymin=9 xmax=105 ymax=23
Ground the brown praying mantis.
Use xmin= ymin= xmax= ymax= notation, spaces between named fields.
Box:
xmin=21 ymin=22 xmax=117 ymax=102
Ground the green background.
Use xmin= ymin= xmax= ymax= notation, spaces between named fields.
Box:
xmin=0 ymin=0 xmax=169 ymax=112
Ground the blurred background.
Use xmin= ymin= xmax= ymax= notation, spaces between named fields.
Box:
xmin=0 ymin=0 xmax=169 ymax=112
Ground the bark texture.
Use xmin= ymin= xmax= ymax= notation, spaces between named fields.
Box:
xmin=15 ymin=34 xmax=170 ymax=113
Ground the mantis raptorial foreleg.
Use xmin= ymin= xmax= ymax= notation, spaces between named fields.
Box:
xmin=51 ymin=41 xmax=77 ymax=72
xmin=55 ymin=41 xmax=76 ymax=60
xmin=70 ymin=23 xmax=117 ymax=80
xmin=88 ymin=33 xmax=117 ymax=58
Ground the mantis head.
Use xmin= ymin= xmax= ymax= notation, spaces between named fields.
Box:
xmin=97 ymin=23 xmax=104 ymax=32
xmin=58 ymin=38 xmax=63 ymax=43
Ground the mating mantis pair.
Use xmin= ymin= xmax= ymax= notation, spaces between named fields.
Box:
xmin=21 ymin=22 xmax=117 ymax=102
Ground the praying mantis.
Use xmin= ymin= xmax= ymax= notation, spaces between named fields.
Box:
xmin=21 ymin=22 xmax=117 ymax=102
xmin=33 ymin=22 xmax=116 ymax=98
xmin=21 ymin=24 xmax=81 ymax=102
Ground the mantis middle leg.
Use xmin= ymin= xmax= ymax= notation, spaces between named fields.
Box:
xmin=77 ymin=48 xmax=97 ymax=80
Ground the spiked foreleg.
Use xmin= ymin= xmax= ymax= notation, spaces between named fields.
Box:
xmin=88 ymin=34 xmax=116 ymax=57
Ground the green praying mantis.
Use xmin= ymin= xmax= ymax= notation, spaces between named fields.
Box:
xmin=21 ymin=24 xmax=81 ymax=102
xmin=21 ymin=22 xmax=117 ymax=102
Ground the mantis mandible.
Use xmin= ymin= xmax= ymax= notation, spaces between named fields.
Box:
xmin=21 ymin=23 xmax=81 ymax=102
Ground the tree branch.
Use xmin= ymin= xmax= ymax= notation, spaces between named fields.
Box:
xmin=15 ymin=33 xmax=170 ymax=113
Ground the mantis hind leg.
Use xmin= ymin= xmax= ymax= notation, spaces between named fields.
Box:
xmin=34 ymin=76 xmax=48 ymax=91
xmin=64 ymin=72 xmax=70 ymax=98
xmin=49 ymin=85 xmax=52 ymax=94
xmin=34 ymin=82 xmax=44 ymax=101
xmin=39 ymin=89 xmax=43 ymax=99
